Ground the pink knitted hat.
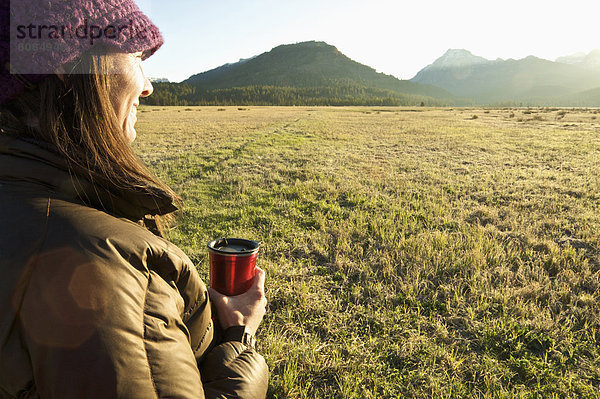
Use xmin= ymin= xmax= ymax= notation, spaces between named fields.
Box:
xmin=0 ymin=0 xmax=164 ymax=104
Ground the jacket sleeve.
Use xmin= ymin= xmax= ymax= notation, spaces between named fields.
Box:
xmin=179 ymin=262 xmax=269 ymax=399
xmin=156 ymin=240 xmax=270 ymax=399
xmin=199 ymin=341 xmax=269 ymax=399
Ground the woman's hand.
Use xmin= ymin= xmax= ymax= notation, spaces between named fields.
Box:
xmin=208 ymin=267 xmax=267 ymax=336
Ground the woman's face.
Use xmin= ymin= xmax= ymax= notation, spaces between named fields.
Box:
xmin=109 ymin=52 xmax=153 ymax=143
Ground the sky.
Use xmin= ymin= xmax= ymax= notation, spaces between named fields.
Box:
xmin=136 ymin=0 xmax=599 ymax=83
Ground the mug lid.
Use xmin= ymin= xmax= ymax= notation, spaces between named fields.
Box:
xmin=207 ymin=238 xmax=260 ymax=256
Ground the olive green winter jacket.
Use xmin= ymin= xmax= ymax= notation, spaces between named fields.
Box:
xmin=0 ymin=135 xmax=268 ymax=398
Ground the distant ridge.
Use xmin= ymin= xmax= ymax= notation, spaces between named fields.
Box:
xmin=411 ymin=49 xmax=600 ymax=105
xmin=556 ymin=49 xmax=600 ymax=69
xmin=420 ymin=49 xmax=491 ymax=70
xmin=149 ymin=77 xmax=170 ymax=83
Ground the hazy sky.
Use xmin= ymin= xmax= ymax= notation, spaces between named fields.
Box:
xmin=137 ymin=0 xmax=599 ymax=83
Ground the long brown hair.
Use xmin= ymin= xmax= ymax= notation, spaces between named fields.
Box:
xmin=0 ymin=48 xmax=179 ymax=234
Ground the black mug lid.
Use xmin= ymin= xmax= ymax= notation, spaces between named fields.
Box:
xmin=207 ymin=238 xmax=260 ymax=256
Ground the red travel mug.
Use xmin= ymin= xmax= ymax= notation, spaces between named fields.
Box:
xmin=208 ymin=238 xmax=260 ymax=296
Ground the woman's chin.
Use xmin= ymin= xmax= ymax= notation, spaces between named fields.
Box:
xmin=124 ymin=120 xmax=137 ymax=143
xmin=127 ymin=128 xmax=137 ymax=143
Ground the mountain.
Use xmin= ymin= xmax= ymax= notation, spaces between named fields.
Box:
xmin=149 ymin=77 xmax=170 ymax=83
xmin=411 ymin=50 xmax=600 ymax=105
xmin=555 ymin=52 xmax=587 ymax=65
xmin=419 ymin=49 xmax=491 ymax=70
xmin=179 ymin=41 xmax=454 ymax=102
xmin=556 ymin=50 xmax=600 ymax=69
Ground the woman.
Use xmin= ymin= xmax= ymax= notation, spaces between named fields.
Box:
xmin=0 ymin=0 xmax=268 ymax=398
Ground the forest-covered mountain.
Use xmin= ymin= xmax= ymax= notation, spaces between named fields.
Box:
xmin=411 ymin=49 xmax=600 ymax=106
xmin=183 ymin=41 xmax=451 ymax=98
xmin=143 ymin=41 xmax=458 ymax=106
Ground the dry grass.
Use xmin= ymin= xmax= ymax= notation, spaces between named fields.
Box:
xmin=134 ymin=106 xmax=600 ymax=398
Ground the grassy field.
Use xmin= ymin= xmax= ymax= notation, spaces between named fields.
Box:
xmin=134 ymin=106 xmax=600 ymax=398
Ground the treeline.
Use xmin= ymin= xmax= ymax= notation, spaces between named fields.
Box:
xmin=143 ymin=83 xmax=195 ymax=106
xmin=142 ymin=83 xmax=451 ymax=106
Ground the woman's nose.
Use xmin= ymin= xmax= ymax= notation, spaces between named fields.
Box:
xmin=141 ymin=77 xmax=153 ymax=97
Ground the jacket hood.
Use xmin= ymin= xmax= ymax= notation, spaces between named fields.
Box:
xmin=0 ymin=135 xmax=177 ymax=221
